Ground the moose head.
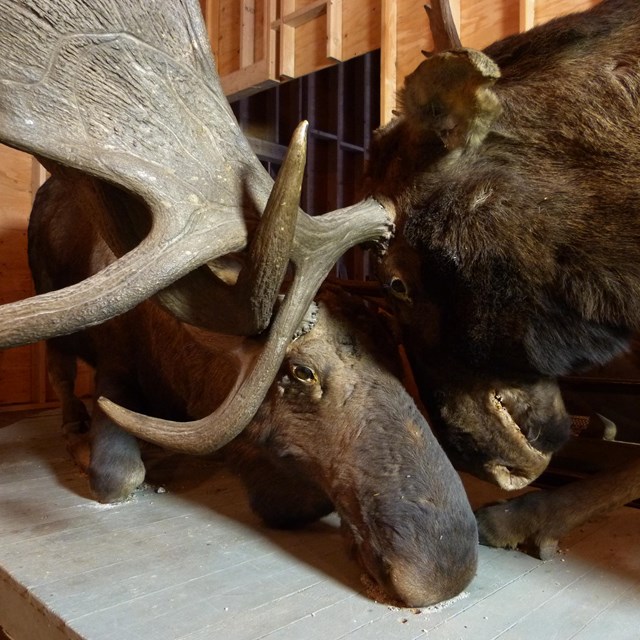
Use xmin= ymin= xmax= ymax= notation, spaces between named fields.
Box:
xmin=368 ymin=0 xmax=640 ymax=490
xmin=28 ymin=169 xmax=478 ymax=608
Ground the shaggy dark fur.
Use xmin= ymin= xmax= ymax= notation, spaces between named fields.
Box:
xmin=367 ymin=0 xmax=640 ymax=489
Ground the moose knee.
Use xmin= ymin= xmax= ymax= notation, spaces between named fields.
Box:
xmin=476 ymin=491 xmax=549 ymax=551
xmin=229 ymin=446 xmax=334 ymax=528
xmin=249 ymin=484 xmax=334 ymax=529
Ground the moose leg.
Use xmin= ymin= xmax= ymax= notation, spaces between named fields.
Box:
xmin=476 ymin=458 xmax=640 ymax=560
xmin=46 ymin=338 xmax=91 ymax=472
xmin=88 ymin=371 xmax=146 ymax=503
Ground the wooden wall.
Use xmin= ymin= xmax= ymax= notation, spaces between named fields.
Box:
xmin=382 ymin=0 xmax=600 ymax=122
xmin=0 ymin=0 xmax=605 ymax=410
xmin=203 ymin=0 xmax=382 ymax=99
xmin=0 ymin=146 xmax=38 ymax=407
xmin=0 ymin=149 xmax=93 ymax=409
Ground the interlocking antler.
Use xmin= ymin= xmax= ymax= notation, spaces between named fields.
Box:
xmin=0 ymin=0 xmax=393 ymax=450
xmin=424 ymin=0 xmax=462 ymax=53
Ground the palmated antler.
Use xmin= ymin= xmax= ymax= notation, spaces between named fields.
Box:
xmin=101 ymin=130 xmax=393 ymax=453
xmin=0 ymin=0 xmax=394 ymax=449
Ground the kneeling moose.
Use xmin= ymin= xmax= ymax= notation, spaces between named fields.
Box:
xmin=0 ymin=0 xmax=478 ymax=609
xmin=28 ymin=169 xmax=477 ymax=608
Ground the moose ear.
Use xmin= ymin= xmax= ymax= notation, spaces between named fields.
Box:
xmin=399 ymin=48 xmax=501 ymax=150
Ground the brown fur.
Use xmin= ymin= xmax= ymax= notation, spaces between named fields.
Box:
xmin=366 ymin=0 xmax=640 ymax=552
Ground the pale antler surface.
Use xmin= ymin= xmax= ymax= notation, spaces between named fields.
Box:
xmin=0 ymin=0 xmax=392 ymax=346
xmin=0 ymin=0 xmax=393 ymax=449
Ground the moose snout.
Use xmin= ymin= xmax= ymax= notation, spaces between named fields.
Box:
xmin=349 ymin=497 xmax=478 ymax=607
xmin=336 ymin=406 xmax=478 ymax=607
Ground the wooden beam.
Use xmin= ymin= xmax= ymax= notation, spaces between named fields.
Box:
xmin=266 ymin=0 xmax=278 ymax=81
xmin=200 ymin=0 xmax=220 ymax=58
xmin=449 ymin=0 xmax=461 ymax=35
xmin=240 ymin=0 xmax=256 ymax=68
xmin=520 ymin=0 xmax=536 ymax=31
xmin=326 ymin=0 xmax=343 ymax=62
xmin=279 ymin=0 xmax=296 ymax=79
xmin=221 ymin=59 xmax=279 ymax=101
xmin=277 ymin=0 xmax=327 ymax=28
xmin=380 ymin=0 xmax=397 ymax=125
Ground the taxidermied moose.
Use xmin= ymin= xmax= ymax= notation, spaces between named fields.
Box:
xmin=367 ymin=0 xmax=640 ymax=557
xmin=27 ymin=168 xmax=478 ymax=607
xmin=0 ymin=0 xmax=478 ymax=608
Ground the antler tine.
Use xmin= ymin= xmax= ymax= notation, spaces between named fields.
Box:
xmin=0 ymin=0 xmax=288 ymax=345
xmin=99 ymin=196 xmax=394 ymax=454
xmin=229 ymin=120 xmax=308 ymax=331
xmin=424 ymin=0 xmax=462 ymax=51
xmin=153 ymin=121 xmax=307 ymax=335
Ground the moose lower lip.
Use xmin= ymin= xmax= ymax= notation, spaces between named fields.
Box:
xmin=485 ymin=391 xmax=552 ymax=489
xmin=485 ymin=462 xmax=537 ymax=491
xmin=489 ymin=390 xmax=545 ymax=457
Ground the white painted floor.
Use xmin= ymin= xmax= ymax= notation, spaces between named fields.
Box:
xmin=1 ymin=410 xmax=639 ymax=640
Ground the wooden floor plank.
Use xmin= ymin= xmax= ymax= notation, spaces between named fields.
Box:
xmin=569 ymin=587 xmax=640 ymax=640
xmin=1 ymin=410 xmax=639 ymax=640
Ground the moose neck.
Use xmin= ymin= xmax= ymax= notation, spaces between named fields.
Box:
xmin=129 ymin=302 xmax=259 ymax=421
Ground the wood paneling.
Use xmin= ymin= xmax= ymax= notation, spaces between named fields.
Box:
xmin=536 ymin=0 xmax=599 ymax=25
xmin=0 ymin=145 xmax=37 ymax=407
xmin=205 ymin=0 xmax=380 ymax=100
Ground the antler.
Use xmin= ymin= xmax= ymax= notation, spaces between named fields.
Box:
xmin=0 ymin=0 xmax=394 ymax=449
xmin=0 ymin=0 xmax=392 ymax=344
xmin=424 ymin=1 xmax=462 ymax=53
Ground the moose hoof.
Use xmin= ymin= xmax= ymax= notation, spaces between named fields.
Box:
xmin=89 ymin=457 xmax=146 ymax=504
xmin=536 ymin=537 xmax=560 ymax=561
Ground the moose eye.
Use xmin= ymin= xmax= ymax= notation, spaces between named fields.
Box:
xmin=290 ymin=363 xmax=318 ymax=385
xmin=388 ymin=276 xmax=410 ymax=301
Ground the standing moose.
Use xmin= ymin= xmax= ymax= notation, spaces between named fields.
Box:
xmin=368 ymin=0 xmax=640 ymax=557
